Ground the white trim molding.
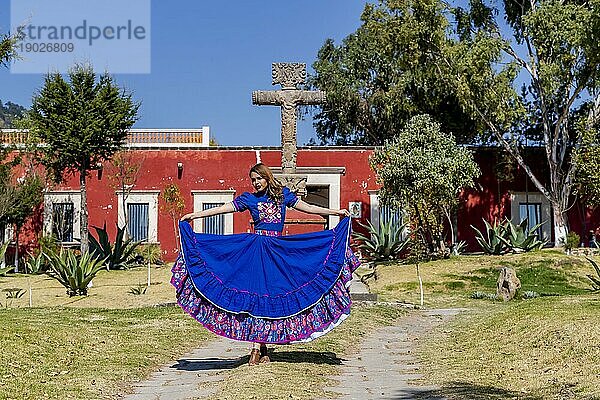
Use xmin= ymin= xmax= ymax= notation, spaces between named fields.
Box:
xmin=369 ymin=190 xmax=380 ymax=228
xmin=270 ymin=167 xmax=345 ymax=228
xmin=117 ymin=190 xmax=160 ymax=242
xmin=305 ymin=172 xmax=342 ymax=228
xmin=510 ymin=191 xmax=552 ymax=240
xmin=191 ymin=190 xmax=235 ymax=234
xmin=43 ymin=191 xmax=81 ymax=244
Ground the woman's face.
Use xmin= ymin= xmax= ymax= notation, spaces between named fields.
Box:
xmin=250 ymin=171 xmax=268 ymax=192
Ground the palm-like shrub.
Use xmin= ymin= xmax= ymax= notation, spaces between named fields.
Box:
xmin=89 ymin=224 xmax=141 ymax=270
xmin=471 ymin=219 xmax=509 ymax=255
xmin=502 ymin=219 xmax=547 ymax=252
xmin=132 ymin=243 xmax=163 ymax=266
xmin=352 ymin=219 xmax=408 ymax=263
xmin=45 ymin=249 xmax=106 ymax=296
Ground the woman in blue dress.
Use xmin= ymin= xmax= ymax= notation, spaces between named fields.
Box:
xmin=174 ymin=163 xmax=360 ymax=365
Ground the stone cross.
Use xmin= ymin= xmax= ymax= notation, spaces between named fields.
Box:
xmin=252 ymin=63 xmax=325 ymax=195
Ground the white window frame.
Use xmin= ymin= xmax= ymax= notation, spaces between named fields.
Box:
xmin=304 ymin=173 xmax=341 ymax=228
xmin=192 ymin=190 xmax=235 ymax=234
xmin=369 ymin=190 xmax=407 ymax=236
xmin=369 ymin=190 xmax=381 ymax=228
xmin=269 ymin=167 xmax=344 ymax=228
xmin=117 ymin=191 xmax=159 ymax=243
xmin=44 ymin=191 xmax=81 ymax=245
xmin=0 ymin=223 xmax=14 ymax=244
xmin=510 ymin=191 xmax=552 ymax=240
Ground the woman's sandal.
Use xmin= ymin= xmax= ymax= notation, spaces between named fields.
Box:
xmin=259 ymin=344 xmax=270 ymax=364
xmin=248 ymin=349 xmax=261 ymax=366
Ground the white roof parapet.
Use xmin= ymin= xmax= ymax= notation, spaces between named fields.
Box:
xmin=0 ymin=127 xmax=211 ymax=148
xmin=123 ymin=128 xmax=210 ymax=148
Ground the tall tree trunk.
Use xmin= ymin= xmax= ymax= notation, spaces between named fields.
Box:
xmin=552 ymin=206 xmax=569 ymax=247
xmin=121 ymin=184 xmax=129 ymax=240
xmin=173 ymin=216 xmax=180 ymax=251
xmin=550 ymin=180 xmax=571 ymax=247
xmin=14 ymin=225 xmax=19 ymax=273
xmin=80 ymin=169 xmax=89 ymax=254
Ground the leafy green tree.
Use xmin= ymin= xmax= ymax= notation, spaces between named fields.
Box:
xmin=2 ymin=173 xmax=44 ymax=272
xmin=313 ymin=0 xmax=600 ymax=246
xmin=106 ymin=150 xmax=145 ymax=238
xmin=161 ymin=184 xmax=185 ymax=251
xmin=310 ymin=0 xmax=477 ymax=145
xmin=0 ymin=100 xmax=27 ymax=128
xmin=441 ymin=0 xmax=600 ymax=245
xmin=574 ymin=129 xmax=600 ymax=206
xmin=29 ymin=64 xmax=139 ymax=254
xmin=0 ymin=28 xmax=21 ymax=68
xmin=370 ymin=114 xmax=480 ymax=257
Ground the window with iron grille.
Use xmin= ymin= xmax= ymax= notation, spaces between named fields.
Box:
xmin=52 ymin=202 xmax=74 ymax=242
xmin=379 ymin=204 xmax=403 ymax=227
xmin=202 ymin=203 xmax=224 ymax=234
xmin=128 ymin=203 xmax=149 ymax=242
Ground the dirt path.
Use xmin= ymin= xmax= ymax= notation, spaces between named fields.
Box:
xmin=320 ymin=309 xmax=462 ymax=400
xmin=122 ymin=308 xmax=461 ymax=400
xmin=122 ymin=338 xmax=249 ymax=400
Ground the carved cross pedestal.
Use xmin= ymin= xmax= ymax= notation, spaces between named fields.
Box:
xmin=252 ymin=63 xmax=325 ymax=196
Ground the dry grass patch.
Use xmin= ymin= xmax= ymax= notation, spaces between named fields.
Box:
xmin=0 ymin=306 xmax=212 ymax=399
xmin=205 ymin=304 xmax=406 ymax=400
xmin=0 ymin=265 xmax=175 ymax=308
xmin=418 ymin=295 xmax=600 ymax=399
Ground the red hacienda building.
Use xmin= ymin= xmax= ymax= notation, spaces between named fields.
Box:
xmin=3 ymin=127 xmax=600 ymax=262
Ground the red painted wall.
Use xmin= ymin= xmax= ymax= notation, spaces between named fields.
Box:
xmin=12 ymin=146 xmax=600 ymax=262
xmin=45 ymin=148 xmax=378 ymax=261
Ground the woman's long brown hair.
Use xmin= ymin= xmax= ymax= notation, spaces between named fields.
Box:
xmin=249 ymin=163 xmax=283 ymax=203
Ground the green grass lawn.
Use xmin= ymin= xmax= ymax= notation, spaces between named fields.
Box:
xmin=419 ymin=295 xmax=600 ymax=400
xmin=1 ymin=250 xmax=598 ymax=399
xmin=366 ymin=250 xmax=592 ymax=308
xmin=362 ymin=249 xmax=600 ymax=400
xmin=0 ymin=265 xmax=176 ymax=309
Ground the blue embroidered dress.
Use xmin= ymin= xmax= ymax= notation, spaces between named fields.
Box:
xmin=171 ymin=187 xmax=360 ymax=344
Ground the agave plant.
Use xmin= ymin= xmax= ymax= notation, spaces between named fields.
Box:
xmin=352 ymin=219 xmax=409 ymax=264
xmin=501 ymin=218 xmax=547 ymax=252
xmin=24 ymin=251 xmax=47 ymax=274
xmin=3 ymin=287 xmax=25 ymax=299
xmin=585 ymin=257 xmax=600 ymax=291
xmin=129 ymin=283 xmax=148 ymax=295
xmin=89 ymin=224 xmax=141 ymax=270
xmin=471 ymin=219 xmax=509 ymax=255
xmin=450 ymin=240 xmax=468 ymax=256
xmin=45 ymin=249 xmax=106 ymax=296
xmin=0 ymin=241 xmax=14 ymax=276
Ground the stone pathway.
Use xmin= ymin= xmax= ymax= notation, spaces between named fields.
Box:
xmin=122 ymin=337 xmax=249 ymax=400
xmin=320 ymin=309 xmax=462 ymax=400
xmin=123 ymin=308 xmax=461 ymax=400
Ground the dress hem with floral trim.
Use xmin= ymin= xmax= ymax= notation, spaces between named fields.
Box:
xmin=171 ymin=218 xmax=360 ymax=344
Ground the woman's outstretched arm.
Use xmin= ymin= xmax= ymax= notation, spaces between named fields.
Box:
xmin=293 ymin=199 xmax=350 ymax=217
xmin=180 ymin=202 xmax=236 ymax=222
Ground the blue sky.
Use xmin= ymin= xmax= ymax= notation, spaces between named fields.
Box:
xmin=0 ymin=1 xmax=368 ymax=146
